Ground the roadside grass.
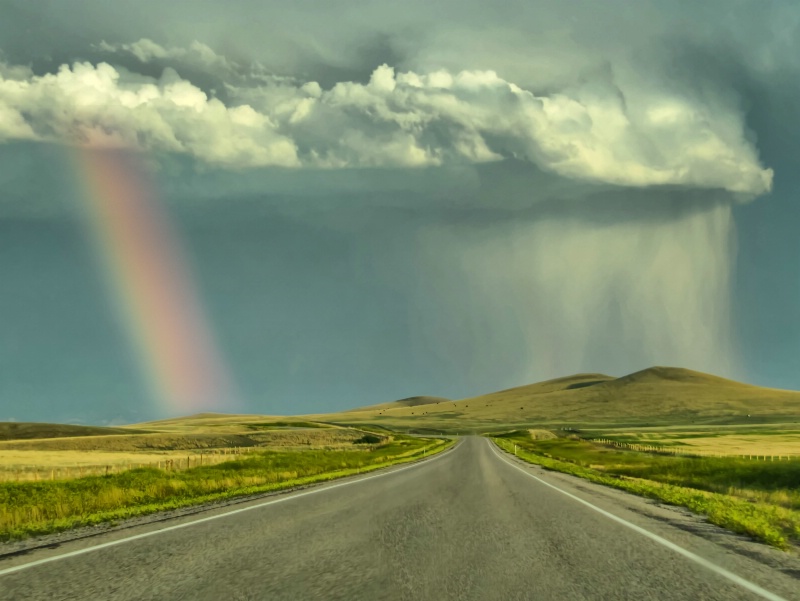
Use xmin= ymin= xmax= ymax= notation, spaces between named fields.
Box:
xmin=0 ymin=437 xmax=453 ymax=543
xmin=492 ymin=433 xmax=800 ymax=550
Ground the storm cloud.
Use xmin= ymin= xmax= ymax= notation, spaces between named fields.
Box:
xmin=1 ymin=0 xmax=798 ymax=421
xmin=0 ymin=51 xmax=773 ymax=196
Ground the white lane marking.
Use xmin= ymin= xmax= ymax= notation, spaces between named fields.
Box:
xmin=487 ymin=440 xmax=787 ymax=601
xmin=0 ymin=442 xmax=457 ymax=578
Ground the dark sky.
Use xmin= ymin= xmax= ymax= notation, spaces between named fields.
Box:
xmin=0 ymin=1 xmax=798 ymax=423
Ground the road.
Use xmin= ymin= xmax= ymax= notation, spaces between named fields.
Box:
xmin=1 ymin=437 xmax=798 ymax=600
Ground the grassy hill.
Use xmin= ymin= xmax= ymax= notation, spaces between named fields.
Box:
xmin=0 ymin=422 xmax=151 ymax=441
xmin=8 ymin=366 xmax=798 ymax=439
xmin=347 ymin=395 xmax=451 ymax=413
xmin=306 ymin=367 xmax=800 ymax=432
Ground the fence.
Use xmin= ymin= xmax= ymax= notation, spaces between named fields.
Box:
xmin=0 ymin=447 xmax=254 ymax=483
xmin=589 ymin=438 xmax=800 ymax=461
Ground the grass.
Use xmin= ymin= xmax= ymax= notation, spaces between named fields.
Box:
xmin=491 ymin=432 xmax=800 ymax=550
xmin=0 ymin=436 xmax=453 ymax=543
xmin=0 ymin=427 xmax=380 ymax=484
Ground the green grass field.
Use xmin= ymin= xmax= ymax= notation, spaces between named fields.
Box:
xmin=492 ymin=431 xmax=800 ymax=549
xmin=0 ymin=436 xmax=453 ymax=542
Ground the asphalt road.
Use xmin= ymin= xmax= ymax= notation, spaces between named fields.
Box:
xmin=1 ymin=437 xmax=798 ymax=601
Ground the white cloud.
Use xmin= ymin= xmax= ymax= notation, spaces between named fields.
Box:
xmin=0 ymin=55 xmax=774 ymax=196
xmin=0 ymin=61 xmax=299 ymax=167
xmin=95 ymin=38 xmax=299 ymax=86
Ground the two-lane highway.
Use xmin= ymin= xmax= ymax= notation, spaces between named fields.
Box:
xmin=1 ymin=437 xmax=798 ymax=600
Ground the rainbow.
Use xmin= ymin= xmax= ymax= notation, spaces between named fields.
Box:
xmin=75 ymin=148 xmax=238 ymax=415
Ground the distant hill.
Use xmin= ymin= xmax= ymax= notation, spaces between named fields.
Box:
xmin=345 ymin=396 xmax=450 ymax=413
xmin=308 ymin=366 xmax=800 ymax=430
xmin=395 ymin=396 xmax=451 ymax=407
xmin=479 ymin=373 xmax=616 ymax=398
xmin=0 ymin=422 xmax=149 ymax=441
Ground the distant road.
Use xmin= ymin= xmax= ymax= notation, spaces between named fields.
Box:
xmin=2 ymin=437 xmax=798 ymax=600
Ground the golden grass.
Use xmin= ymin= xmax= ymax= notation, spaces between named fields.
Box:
xmin=0 ymin=426 xmax=373 ymax=481
xmin=671 ymin=434 xmax=800 ymax=456
xmin=592 ymin=429 xmax=800 ymax=457
xmin=0 ymin=450 xmax=189 ymax=468
xmin=0 ymin=449 xmax=263 ymax=481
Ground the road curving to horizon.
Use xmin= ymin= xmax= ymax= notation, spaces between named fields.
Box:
xmin=1 ymin=436 xmax=798 ymax=600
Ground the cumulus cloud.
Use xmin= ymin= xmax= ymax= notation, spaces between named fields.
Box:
xmin=94 ymin=38 xmax=299 ymax=87
xmin=0 ymin=61 xmax=299 ymax=167
xmin=0 ymin=49 xmax=773 ymax=196
xmin=96 ymin=39 xmax=229 ymax=68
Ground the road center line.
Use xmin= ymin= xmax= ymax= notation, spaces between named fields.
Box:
xmin=0 ymin=442 xmax=457 ymax=578
xmin=487 ymin=439 xmax=787 ymax=601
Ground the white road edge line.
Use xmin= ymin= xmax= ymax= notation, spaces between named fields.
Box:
xmin=487 ymin=439 xmax=788 ymax=601
xmin=0 ymin=441 xmax=457 ymax=578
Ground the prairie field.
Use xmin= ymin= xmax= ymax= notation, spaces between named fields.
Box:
xmin=0 ymin=413 xmax=457 ymax=542
xmin=0 ymin=419 xmax=380 ymax=482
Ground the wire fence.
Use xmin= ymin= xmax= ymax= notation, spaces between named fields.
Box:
xmin=0 ymin=439 xmax=426 ymax=483
xmin=589 ymin=438 xmax=800 ymax=461
xmin=0 ymin=447 xmax=255 ymax=482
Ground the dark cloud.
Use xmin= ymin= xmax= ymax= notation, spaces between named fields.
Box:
xmin=0 ymin=0 xmax=798 ymax=422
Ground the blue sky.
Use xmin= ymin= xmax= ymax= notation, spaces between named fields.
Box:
xmin=0 ymin=1 xmax=798 ymax=423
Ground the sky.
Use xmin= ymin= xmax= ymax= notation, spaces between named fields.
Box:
xmin=0 ymin=0 xmax=798 ymax=424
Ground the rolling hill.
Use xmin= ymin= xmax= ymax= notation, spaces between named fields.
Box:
xmin=0 ymin=422 xmax=150 ymax=441
xmin=346 ymin=395 xmax=451 ymax=413
xmin=308 ymin=367 xmax=800 ymax=431
xmin=7 ymin=367 xmax=797 ymax=438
